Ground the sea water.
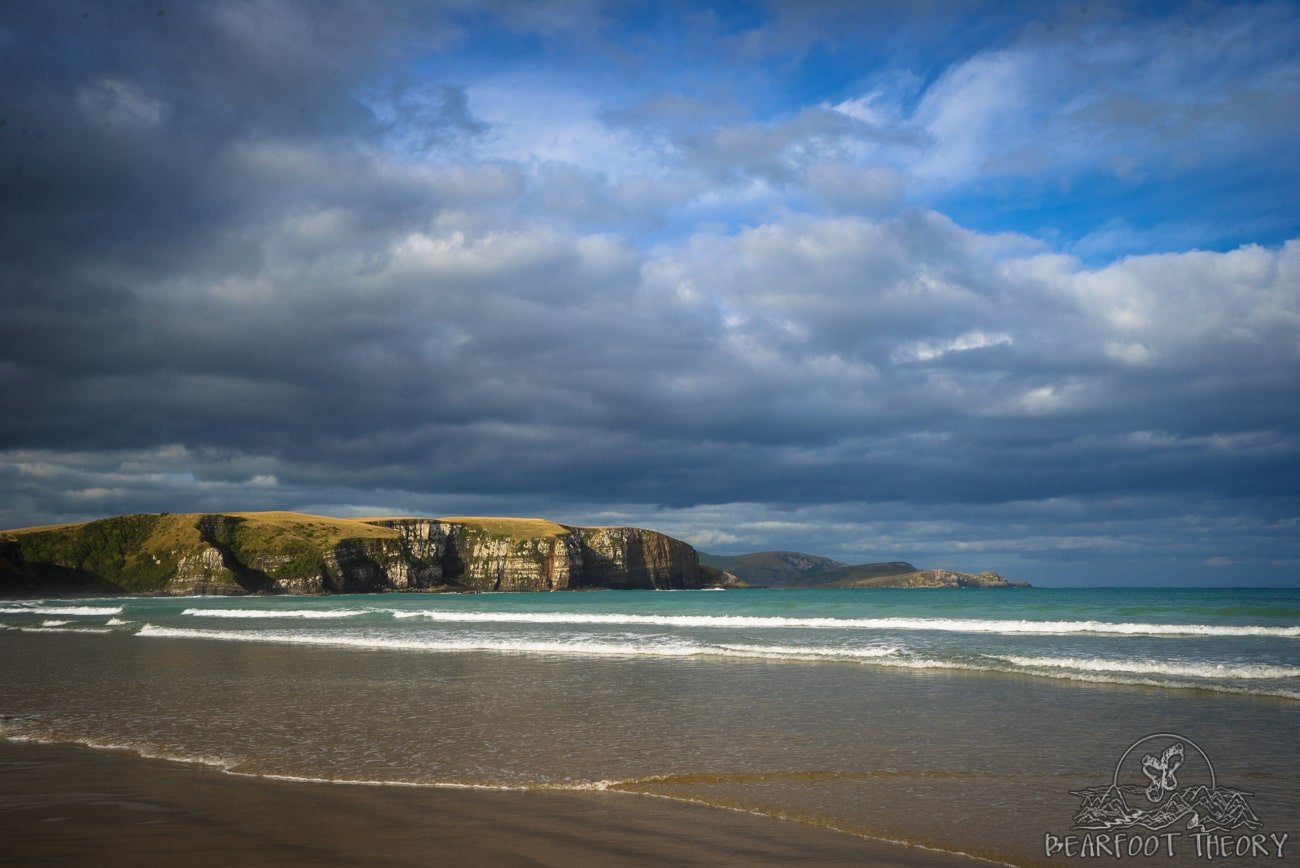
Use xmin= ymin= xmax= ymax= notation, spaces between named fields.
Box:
xmin=2 ymin=588 xmax=1298 ymax=864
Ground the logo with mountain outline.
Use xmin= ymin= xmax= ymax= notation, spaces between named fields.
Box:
xmin=1070 ymin=733 xmax=1262 ymax=833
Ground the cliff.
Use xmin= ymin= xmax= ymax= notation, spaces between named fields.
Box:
xmin=0 ymin=512 xmax=704 ymax=596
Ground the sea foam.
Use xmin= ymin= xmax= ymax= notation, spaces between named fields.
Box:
xmin=182 ymin=608 xmax=366 ymax=619
xmin=995 ymin=654 xmax=1300 ymax=680
xmin=390 ymin=610 xmax=1300 ymax=638
xmin=0 ymin=606 xmax=123 ymax=616
xmin=137 ymin=625 xmax=903 ymax=662
xmin=131 ymin=624 xmax=1300 ymax=700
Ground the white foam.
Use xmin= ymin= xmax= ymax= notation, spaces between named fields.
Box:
xmin=182 ymin=608 xmax=365 ymax=620
xmin=390 ymin=610 xmax=1300 ymax=638
xmin=791 ymin=655 xmax=1300 ymax=700
xmin=137 ymin=625 xmax=904 ymax=663
xmin=0 ymin=606 xmax=123 ymax=616
xmin=996 ymin=655 xmax=1300 ymax=680
xmin=40 ymin=619 xmax=71 ymax=627
xmin=857 ymin=657 xmax=1300 ymax=700
xmin=129 ymin=626 xmax=1300 ymax=701
xmin=1005 ymin=670 xmax=1300 ymax=701
xmin=106 ymin=618 xmax=131 ymax=626
xmin=17 ymin=626 xmax=115 ymax=634
xmin=713 ymin=643 xmax=901 ymax=660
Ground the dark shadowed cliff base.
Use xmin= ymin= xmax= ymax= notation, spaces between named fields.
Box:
xmin=0 ymin=740 xmax=975 ymax=867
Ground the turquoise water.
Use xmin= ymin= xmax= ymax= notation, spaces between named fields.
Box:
xmin=3 ymin=587 xmax=1298 ymax=699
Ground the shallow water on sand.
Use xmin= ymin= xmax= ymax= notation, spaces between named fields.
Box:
xmin=2 ymin=589 xmax=1299 ymax=865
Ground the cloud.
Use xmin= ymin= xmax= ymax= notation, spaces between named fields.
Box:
xmin=1 ymin=0 xmax=1297 ymax=584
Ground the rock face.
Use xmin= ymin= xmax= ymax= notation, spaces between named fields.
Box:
xmin=572 ymin=527 xmax=697 ymax=589
xmin=170 ymin=545 xmax=248 ymax=596
xmin=0 ymin=512 xmax=703 ymax=596
xmin=388 ymin=520 xmax=575 ymax=592
xmin=366 ymin=521 xmax=700 ymax=593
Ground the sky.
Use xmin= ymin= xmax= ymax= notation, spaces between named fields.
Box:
xmin=1 ymin=0 xmax=1298 ymax=586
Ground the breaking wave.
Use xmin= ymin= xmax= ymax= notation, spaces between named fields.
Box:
xmin=996 ymin=655 xmax=1300 ymax=680
xmin=183 ymin=608 xmax=366 ymax=620
xmin=391 ymin=610 xmax=1300 ymax=638
xmin=130 ymin=625 xmax=1300 ymax=700
xmin=137 ymin=625 xmax=901 ymax=662
xmin=0 ymin=606 xmax=123 ymax=616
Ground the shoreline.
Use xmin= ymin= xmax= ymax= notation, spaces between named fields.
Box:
xmin=0 ymin=738 xmax=981 ymax=866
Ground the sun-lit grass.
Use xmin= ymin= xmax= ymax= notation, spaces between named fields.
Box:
xmin=435 ymin=516 xmax=569 ymax=541
xmin=1 ymin=521 xmax=82 ymax=536
xmin=226 ymin=512 xmax=400 ymax=545
xmin=1 ymin=512 xmax=405 ymax=593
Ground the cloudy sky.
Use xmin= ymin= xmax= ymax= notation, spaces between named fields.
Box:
xmin=2 ymin=1 xmax=1298 ymax=585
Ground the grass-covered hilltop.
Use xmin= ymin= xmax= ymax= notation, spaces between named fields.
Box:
xmin=0 ymin=511 xmax=1026 ymax=597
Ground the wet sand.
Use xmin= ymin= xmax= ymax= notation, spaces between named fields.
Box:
xmin=0 ymin=740 xmax=977 ymax=867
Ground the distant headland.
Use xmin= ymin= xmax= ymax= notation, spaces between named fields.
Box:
xmin=0 ymin=511 xmax=1028 ymax=597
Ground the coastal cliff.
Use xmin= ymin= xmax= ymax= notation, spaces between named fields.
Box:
xmin=0 ymin=512 xmax=702 ymax=596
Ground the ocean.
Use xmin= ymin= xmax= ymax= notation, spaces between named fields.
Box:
xmin=2 ymin=587 xmax=1298 ymax=865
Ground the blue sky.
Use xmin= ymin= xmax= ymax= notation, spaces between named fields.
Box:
xmin=1 ymin=0 xmax=1298 ymax=585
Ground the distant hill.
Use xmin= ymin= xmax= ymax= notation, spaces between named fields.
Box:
xmin=697 ymin=551 xmax=848 ymax=586
xmin=699 ymin=550 xmax=1028 ymax=589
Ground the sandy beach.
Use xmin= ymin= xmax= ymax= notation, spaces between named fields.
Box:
xmin=0 ymin=739 xmax=976 ymax=867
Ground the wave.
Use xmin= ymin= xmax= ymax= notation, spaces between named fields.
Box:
xmin=0 ymin=606 xmax=123 ymax=616
xmin=41 ymin=619 xmax=71 ymax=627
xmin=137 ymin=625 xmax=900 ymax=662
xmin=106 ymin=618 xmax=131 ymax=626
xmin=131 ymin=625 xmax=1300 ymax=700
xmin=182 ymin=608 xmax=366 ymax=620
xmin=391 ymin=610 xmax=1300 ymax=637
xmin=17 ymin=626 xmax=115 ymax=634
xmin=996 ymin=655 xmax=1300 ymax=680
xmin=893 ymin=657 xmax=1300 ymax=701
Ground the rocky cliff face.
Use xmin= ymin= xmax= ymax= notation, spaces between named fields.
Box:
xmin=0 ymin=513 xmax=704 ymax=596
xmin=367 ymin=520 xmax=700 ymax=593
xmin=170 ymin=545 xmax=248 ymax=595
xmin=573 ymin=527 xmax=699 ymax=590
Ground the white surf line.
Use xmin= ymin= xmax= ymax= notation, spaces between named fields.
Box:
xmin=182 ymin=608 xmax=366 ymax=619
xmin=390 ymin=610 xmax=1300 ymax=638
xmin=137 ymin=625 xmax=901 ymax=661
xmin=995 ymin=655 xmax=1300 ymax=680
xmin=0 ymin=606 xmax=123 ymax=616
xmin=129 ymin=625 xmax=1300 ymax=700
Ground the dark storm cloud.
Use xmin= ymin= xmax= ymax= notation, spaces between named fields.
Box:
xmin=1 ymin=1 xmax=1297 ymax=584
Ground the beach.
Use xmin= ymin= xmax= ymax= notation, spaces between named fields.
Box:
xmin=0 ymin=740 xmax=971 ymax=867
xmin=2 ymin=589 xmax=1299 ymax=866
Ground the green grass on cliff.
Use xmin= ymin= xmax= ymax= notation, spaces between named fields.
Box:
xmin=432 ymin=516 xmax=569 ymax=542
xmin=0 ymin=511 xmax=402 ymax=593
xmin=2 ymin=513 xmax=200 ymax=592
xmin=228 ymin=512 xmax=399 ymax=547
